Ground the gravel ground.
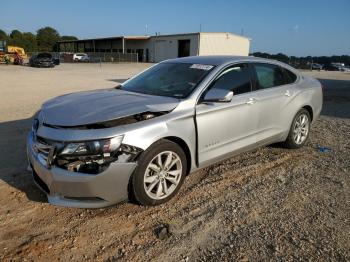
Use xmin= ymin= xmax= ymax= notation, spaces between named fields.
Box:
xmin=0 ymin=64 xmax=349 ymax=261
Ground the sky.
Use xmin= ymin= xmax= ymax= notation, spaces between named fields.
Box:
xmin=1 ymin=0 xmax=349 ymax=56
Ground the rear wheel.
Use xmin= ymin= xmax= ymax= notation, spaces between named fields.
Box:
xmin=283 ymin=109 xmax=311 ymax=149
xmin=130 ymin=140 xmax=187 ymax=206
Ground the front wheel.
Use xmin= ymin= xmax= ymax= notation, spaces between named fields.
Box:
xmin=130 ymin=140 xmax=187 ymax=206
xmin=283 ymin=109 xmax=311 ymax=149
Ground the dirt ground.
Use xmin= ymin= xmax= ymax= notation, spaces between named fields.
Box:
xmin=0 ymin=64 xmax=349 ymax=261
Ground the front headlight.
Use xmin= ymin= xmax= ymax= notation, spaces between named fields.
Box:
xmin=32 ymin=110 xmax=43 ymax=133
xmin=32 ymin=118 xmax=39 ymax=133
xmin=59 ymin=136 xmax=124 ymax=156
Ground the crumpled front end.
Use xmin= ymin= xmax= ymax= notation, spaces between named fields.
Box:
xmin=26 ymin=129 xmax=140 ymax=208
xmin=25 ymin=89 xmax=190 ymax=208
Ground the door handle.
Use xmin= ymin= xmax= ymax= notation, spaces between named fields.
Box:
xmin=246 ymin=98 xmax=256 ymax=105
xmin=285 ymin=90 xmax=291 ymax=97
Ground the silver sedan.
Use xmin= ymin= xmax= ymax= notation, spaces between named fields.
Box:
xmin=27 ymin=56 xmax=323 ymax=208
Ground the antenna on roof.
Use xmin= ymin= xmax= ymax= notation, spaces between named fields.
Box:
xmin=241 ymin=28 xmax=244 ymax=36
xmin=199 ymin=24 xmax=202 ymax=32
xmin=145 ymin=24 xmax=148 ymax=36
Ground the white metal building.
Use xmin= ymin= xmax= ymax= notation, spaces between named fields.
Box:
xmin=58 ymin=32 xmax=250 ymax=63
xmin=150 ymin=32 xmax=250 ymax=62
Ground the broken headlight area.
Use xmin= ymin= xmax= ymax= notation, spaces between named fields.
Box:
xmin=60 ymin=136 xmax=123 ymax=156
xmin=53 ymin=137 xmax=142 ymax=174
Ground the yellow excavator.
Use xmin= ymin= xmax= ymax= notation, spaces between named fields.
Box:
xmin=0 ymin=41 xmax=27 ymax=65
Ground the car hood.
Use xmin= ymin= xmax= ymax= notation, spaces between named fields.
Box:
xmin=41 ymin=89 xmax=179 ymax=126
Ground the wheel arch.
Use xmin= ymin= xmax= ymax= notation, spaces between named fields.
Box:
xmin=163 ymin=136 xmax=192 ymax=176
xmin=302 ymin=105 xmax=314 ymax=122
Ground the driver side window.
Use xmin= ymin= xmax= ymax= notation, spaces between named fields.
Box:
xmin=208 ymin=64 xmax=252 ymax=95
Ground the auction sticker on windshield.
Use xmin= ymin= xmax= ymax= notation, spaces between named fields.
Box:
xmin=190 ymin=64 xmax=214 ymax=70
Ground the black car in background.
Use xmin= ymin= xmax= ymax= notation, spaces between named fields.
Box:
xmin=29 ymin=53 xmax=60 ymax=68
xmin=311 ymin=63 xmax=323 ymax=70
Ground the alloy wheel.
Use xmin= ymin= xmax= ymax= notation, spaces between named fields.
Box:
xmin=293 ymin=113 xmax=309 ymax=145
xmin=143 ymin=151 xmax=182 ymax=200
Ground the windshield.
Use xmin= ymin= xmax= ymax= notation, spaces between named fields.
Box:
xmin=121 ymin=62 xmax=214 ymax=98
xmin=37 ymin=53 xmax=52 ymax=59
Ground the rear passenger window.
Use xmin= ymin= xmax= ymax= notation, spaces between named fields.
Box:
xmin=282 ymin=68 xmax=297 ymax=84
xmin=253 ymin=63 xmax=285 ymax=89
xmin=209 ymin=64 xmax=252 ymax=95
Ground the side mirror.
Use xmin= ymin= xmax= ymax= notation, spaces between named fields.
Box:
xmin=203 ymin=88 xmax=233 ymax=103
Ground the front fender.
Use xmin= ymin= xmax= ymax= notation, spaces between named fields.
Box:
xmin=122 ymin=112 xmax=197 ymax=171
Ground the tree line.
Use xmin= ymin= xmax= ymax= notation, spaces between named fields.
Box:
xmin=0 ymin=27 xmax=78 ymax=52
xmin=250 ymin=52 xmax=350 ymax=68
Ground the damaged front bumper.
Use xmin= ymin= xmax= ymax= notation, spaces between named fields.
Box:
xmin=27 ymin=131 xmax=137 ymax=208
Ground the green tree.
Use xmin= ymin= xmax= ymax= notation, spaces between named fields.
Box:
xmin=60 ymin=35 xmax=78 ymax=41
xmin=274 ymin=53 xmax=289 ymax=63
xmin=36 ymin=26 xmax=60 ymax=52
xmin=0 ymin=29 xmax=8 ymax=41
xmin=6 ymin=30 xmax=37 ymax=52
xmin=8 ymin=29 xmax=23 ymax=46
xmin=10 ymin=29 xmax=22 ymax=39
xmin=22 ymin=32 xmax=37 ymax=52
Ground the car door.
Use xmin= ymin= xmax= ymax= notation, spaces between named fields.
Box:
xmin=250 ymin=63 xmax=295 ymax=142
xmin=195 ymin=63 xmax=260 ymax=166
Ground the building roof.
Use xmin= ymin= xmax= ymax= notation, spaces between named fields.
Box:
xmin=57 ymin=32 xmax=250 ymax=43
xmin=124 ymin=36 xmax=150 ymax=40
xmin=58 ymin=35 xmax=150 ymax=43
xmin=155 ymin=32 xmax=250 ymax=40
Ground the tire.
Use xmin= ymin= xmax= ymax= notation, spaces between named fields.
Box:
xmin=130 ymin=139 xmax=187 ymax=206
xmin=283 ymin=109 xmax=311 ymax=149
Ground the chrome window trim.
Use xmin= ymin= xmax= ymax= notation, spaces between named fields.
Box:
xmin=195 ymin=61 xmax=253 ymax=105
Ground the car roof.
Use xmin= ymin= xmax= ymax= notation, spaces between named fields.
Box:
xmin=162 ymin=55 xmax=300 ymax=75
xmin=163 ymin=55 xmax=271 ymax=66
